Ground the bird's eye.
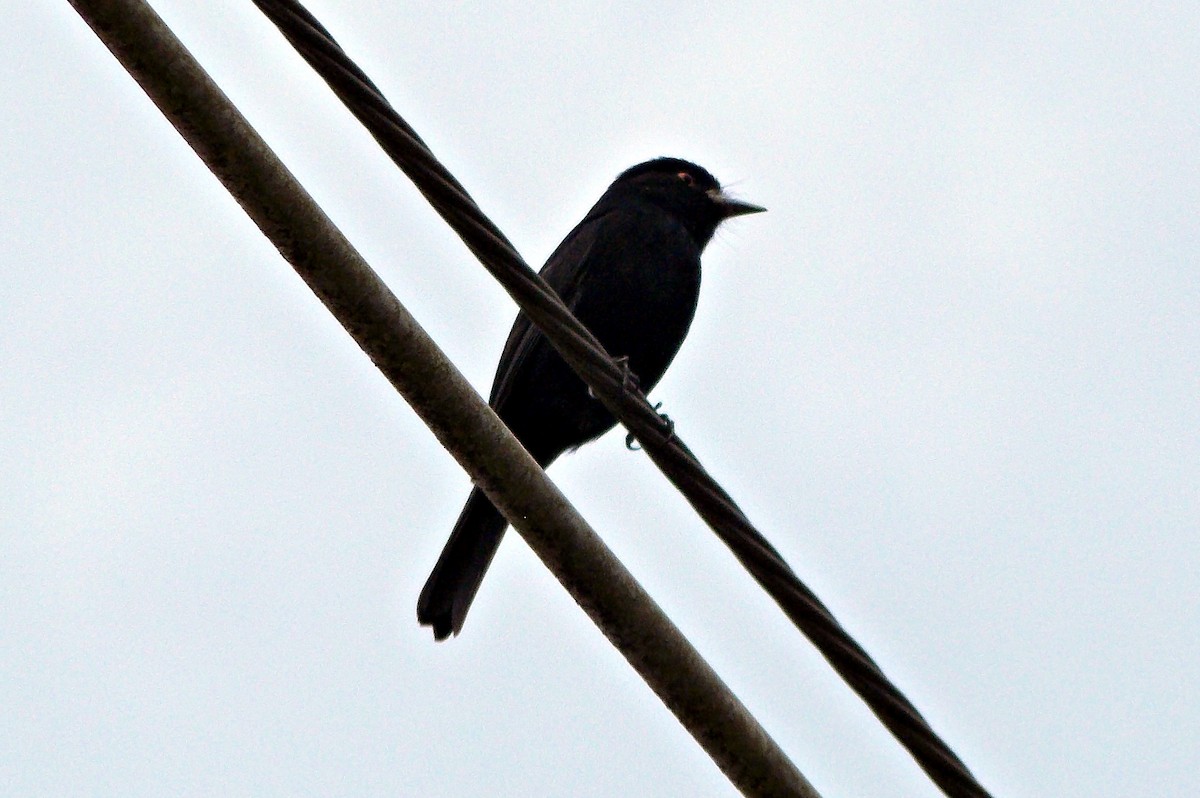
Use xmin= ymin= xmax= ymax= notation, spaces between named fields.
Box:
xmin=676 ymin=171 xmax=696 ymax=187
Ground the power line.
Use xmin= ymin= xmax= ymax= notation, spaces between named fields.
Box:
xmin=245 ymin=2 xmax=995 ymax=797
xmin=66 ymin=1 xmax=820 ymax=796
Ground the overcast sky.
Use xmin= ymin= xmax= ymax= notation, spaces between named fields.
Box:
xmin=4 ymin=3 xmax=1198 ymax=796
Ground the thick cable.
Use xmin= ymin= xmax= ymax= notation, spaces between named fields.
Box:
xmin=65 ymin=1 xmax=821 ymax=796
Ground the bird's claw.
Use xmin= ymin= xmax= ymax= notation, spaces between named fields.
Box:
xmin=625 ymin=402 xmax=675 ymax=451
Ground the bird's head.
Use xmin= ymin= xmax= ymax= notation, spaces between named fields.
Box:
xmin=611 ymin=157 xmax=765 ymax=246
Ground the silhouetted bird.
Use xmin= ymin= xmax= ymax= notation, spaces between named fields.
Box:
xmin=417 ymin=157 xmax=765 ymax=639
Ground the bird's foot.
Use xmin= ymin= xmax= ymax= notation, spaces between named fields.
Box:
xmin=625 ymin=402 xmax=675 ymax=451
xmin=589 ymin=356 xmax=642 ymax=400
xmin=614 ymin=356 xmax=641 ymax=392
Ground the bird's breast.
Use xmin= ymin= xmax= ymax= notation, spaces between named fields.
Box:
xmin=571 ymin=215 xmax=702 ymax=392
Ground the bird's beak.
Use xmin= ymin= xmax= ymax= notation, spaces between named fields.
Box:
xmin=708 ymin=189 xmax=767 ymax=218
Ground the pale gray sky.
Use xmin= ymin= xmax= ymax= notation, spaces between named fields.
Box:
xmin=4 ymin=3 xmax=1198 ymax=796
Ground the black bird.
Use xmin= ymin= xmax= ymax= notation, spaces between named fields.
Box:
xmin=417 ymin=157 xmax=764 ymax=640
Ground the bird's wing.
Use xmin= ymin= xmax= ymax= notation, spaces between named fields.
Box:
xmin=487 ymin=206 xmax=616 ymax=409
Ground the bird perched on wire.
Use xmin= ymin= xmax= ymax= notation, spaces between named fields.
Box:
xmin=417 ymin=157 xmax=765 ymax=640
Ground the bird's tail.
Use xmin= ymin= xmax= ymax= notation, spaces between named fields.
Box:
xmin=417 ymin=487 xmax=508 ymax=640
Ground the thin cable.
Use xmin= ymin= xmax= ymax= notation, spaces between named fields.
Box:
xmin=248 ymin=3 xmax=993 ymax=796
